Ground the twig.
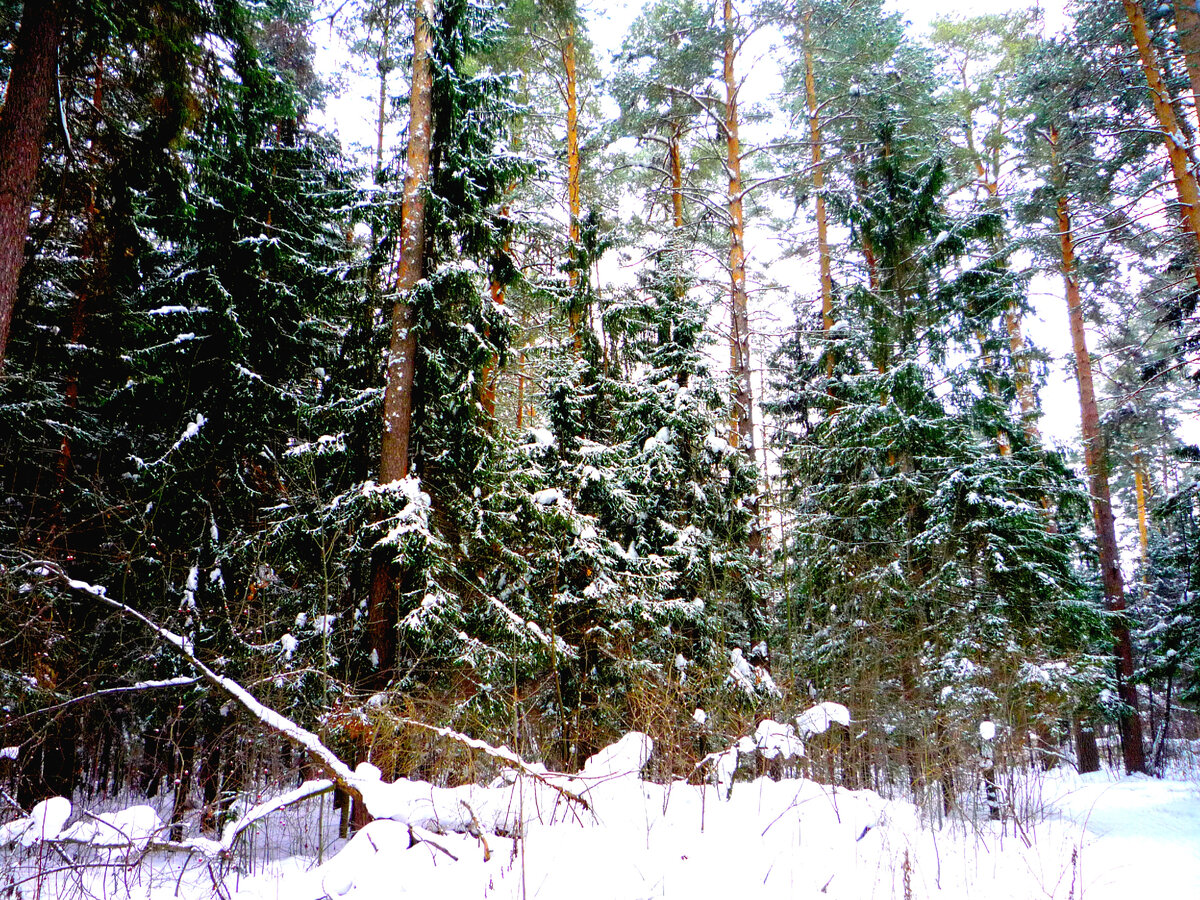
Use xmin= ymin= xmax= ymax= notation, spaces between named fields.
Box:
xmin=460 ymin=801 xmax=491 ymax=861
xmin=407 ymin=825 xmax=459 ymax=861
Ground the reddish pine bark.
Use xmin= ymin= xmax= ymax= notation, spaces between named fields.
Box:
xmin=0 ymin=0 xmax=62 ymax=371
xmin=1052 ymin=129 xmax=1146 ymax=774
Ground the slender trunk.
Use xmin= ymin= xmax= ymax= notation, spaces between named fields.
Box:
xmin=369 ymin=0 xmax=435 ymax=682
xmin=668 ymin=125 xmax=688 ymax=389
xmin=56 ymin=61 xmax=104 ymax=495
xmin=1173 ymin=0 xmax=1200 ymax=114
xmin=1005 ymin=304 xmax=1039 ymax=441
xmin=1153 ymin=672 xmax=1173 ymax=774
xmin=480 ymin=276 xmax=503 ymax=422
xmin=376 ymin=48 xmax=389 ymax=178
xmin=723 ymin=0 xmax=761 ymax=560
xmin=480 ymin=205 xmax=509 ymax=423
xmin=977 ymin=329 xmax=1012 ymax=456
xmin=563 ymin=22 xmax=583 ymax=352
xmin=1123 ymin=0 xmax=1200 ymax=292
xmin=963 ymin=106 xmax=1038 ymax=446
xmin=517 ymin=351 xmax=526 ymax=430
xmin=723 ymin=0 xmax=753 ymax=459
xmin=1053 ymin=132 xmax=1146 ymax=774
xmin=0 ymin=0 xmax=62 ymax=371
xmin=668 ymin=125 xmax=684 ymax=232
xmin=1135 ymin=454 xmax=1151 ymax=565
xmin=802 ymin=14 xmax=832 ymax=338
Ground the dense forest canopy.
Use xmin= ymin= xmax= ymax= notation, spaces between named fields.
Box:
xmin=1 ymin=0 xmax=1198 ymax=833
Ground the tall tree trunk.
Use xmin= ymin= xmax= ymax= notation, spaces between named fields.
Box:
xmin=723 ymin=0 xmax=753 ymax=458
xmin=0 ymin=0 xmax=62 ymax=372
xmin=1052 ymin=131 xmax=1147 ymax=774
xmin=1135 ymin=453 xmax=1151 ymax=565
xmin=1172 ymin=0 xmax=1200 ymax=112
xmin=368 ymin=0 xmax=435 ymax=680
xmin=723 ymin=0 xmax=762 ymax=561
xmin=1006 ymin=305 xmax=1039 ymax=441
xmin=563 ymin=22 xmax=583 ymax=352
xmin=668 ymin=123 xmax=688 ymax=387
xmin=1123 ymin=0 xmax=1200 ymax=292
xmin=668 ymin=124 xmax=684 ymax=232
xmin=802 ymin=13 xmax=833 ymax=339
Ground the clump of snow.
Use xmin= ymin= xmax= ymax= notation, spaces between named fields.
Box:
xmin=533 ymin=488 xmax=563 ymax=506
xmin=754 ymin=719 xmax=805 ymax=760
xmin=979 ymin=720 xmax=996 ymax=742
xmin=526 ymin=427 xmax=555 ymax=448
xmin=58 ymin=805 xmax=163 ymax=851
xmin=726 ymin=647 xmax=781 ymax=698
xmin=1 ymin=797 xmax=72 ymax=848
xmin=795 ymin=701 xmax=851 ymax=738
xmin=581 ymin=732 xmax=653 ymax=780
xmin=280 ymin=633 xmax=298 ymax=660
xmin=692 ymin=708 xmax=707 ymax=726
xmin=704 ymin=431 xmax=732 ymax=455
xmin=355 ymin=761 xmax=383 ymax=782
xmin=0 ymin=746 xmax=17 ymax=760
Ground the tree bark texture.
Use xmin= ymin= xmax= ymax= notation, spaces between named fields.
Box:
xmin=802 ymin=14 xmax=833 ymax=338
xmin=723 ymin=0 xmax=753 ymax=457
xmin=1123 ymin=0 xmax=1200 ymax=293
xmin=1173 ymin=0 xmax=1200 ymax=111
xmin=668 ymin=126 xmax=684 ymax=231
xmin=1135 ymin=456 xmax=1150 ymax=565
xmin=563 ymin=23 xmax=582 ymax=352
xmin=0 ymin=0 xmax=62 ymax=371
xmin=369 ymin=0 xmax=435 ymax=681
xmin=1053 ymin=144 xmax=1146 ymax=773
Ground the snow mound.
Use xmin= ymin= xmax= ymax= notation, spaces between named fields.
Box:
xmin=755 ymin=719 xmax=805 ymax=760
xmin=581 ymin=732 xmax=653 ymax=779
xmin=532 ymin=487 xmax=563 ymax=506
xmin=58 ymin=805 xmax=163 ymax=850
xmin=1 ymin=796 xmax=72 ymax=848
xmin=795 ymin=701 xmax=851 ymax=737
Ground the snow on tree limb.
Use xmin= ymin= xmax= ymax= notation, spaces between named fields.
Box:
xmin=402 ymin=721 xmax=591 ymax=811
xmin=3 ymin=677 xmax=200 ymax=728
xmin=34 ymin=561 xmax=590 ymax=836
xmin=47 ymin=564 xmax=360 ymax=789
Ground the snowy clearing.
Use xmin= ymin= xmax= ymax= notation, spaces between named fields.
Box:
xmin=3 ymin=742 xmax=1197 ymax=900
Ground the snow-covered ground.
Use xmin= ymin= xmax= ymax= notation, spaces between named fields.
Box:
xmin=3 ymin=739 xmax=1198 ymax=899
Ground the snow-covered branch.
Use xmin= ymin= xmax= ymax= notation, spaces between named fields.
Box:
xmin=38 ymin=562 xmax=591 ymax=837
xmin=402 ymin=721 xmax=591 ymax=811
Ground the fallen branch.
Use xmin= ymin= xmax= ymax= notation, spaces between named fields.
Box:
xmin=407 ymin=824 xmax=459 ymax=861
xmin=3 ymin=677 xmax=200 ymax=728
xmin=403 ymin=720 xmax=590 ymax=812
xmin=45 ymin=565 xmax=358 ymax=793
xmin=100 ymin=780 xmax=338 ymax=860
xmin=36 ymin=561 xmax=587 ymax=840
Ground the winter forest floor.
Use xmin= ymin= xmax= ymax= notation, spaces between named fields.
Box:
xmin=3 ymin=741 xmax=1199 ymax=900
